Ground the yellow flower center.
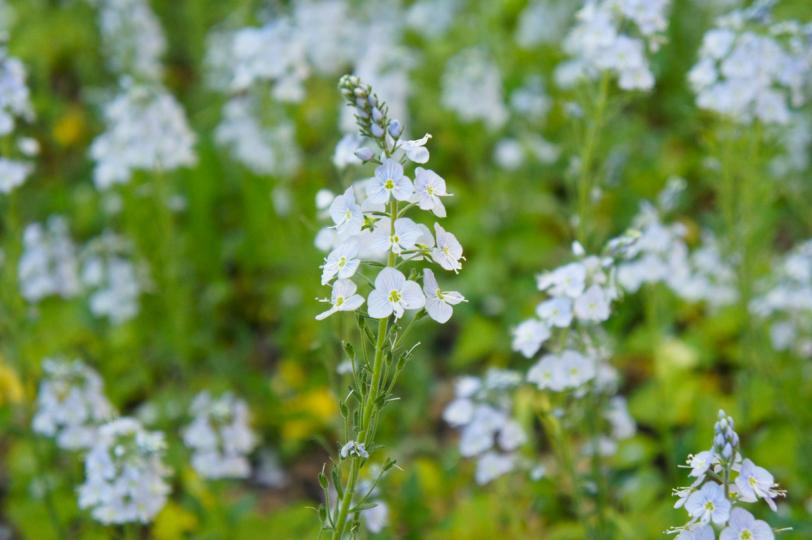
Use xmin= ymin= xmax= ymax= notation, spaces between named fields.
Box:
xmin=384 ymin=178 xmax=395 ymax=190
xmin=335 ymin=296 xmax=345 ymax=307
xmin=388 ymin=290 xmax=402 ymax=303
xmin=338 ymin=256 xmax=347 ymax=268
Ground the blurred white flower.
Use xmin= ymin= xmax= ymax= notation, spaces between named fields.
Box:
xmin=183 ymin=392 xmax=257 ymax=479
xmin=32 ymin=358 xmax=115 ymax=450
xmin=78 ymin=418 xmax=170 ymax=524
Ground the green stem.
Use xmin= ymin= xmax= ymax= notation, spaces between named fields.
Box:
xmin=576 ymin=73 xmax=610 ymax=249
xmin=331 ymin=201 xmax=397 ymax=540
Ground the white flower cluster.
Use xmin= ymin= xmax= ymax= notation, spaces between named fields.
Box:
xmin=315 ymin=76 xmax=465 ymax=325
xmin=78 ymin=418 xmax=171 ymax=524
xmin=18 ymin=216 xmax=81 ymax=302
xmin=751 ymin=240 xmax=812 ymax=358
xmin=0 ymin=45 xmax=36 ymax=194
xmin=556 ymin=0 xmax=671 ymax=91
xmin=616 ymin=184 xmax=738 ymax=309
xmin=441 ymin=48 xmax=508 ymax=131
xmin=515 ymin=0 xmax=575 ymax=49
xmin=512 ymin=241 xmax=623 ymax=363
xmin=80 ymin=232 xmax=144 ymax=325
xmin=32 ymin=359 xmax=115 ymax=450
xmin=670 ymin=410 xmax=785 ymax=540
xmin=689 ymin=8 xmax=812 ymax=125
xmin=90 ymin=81 xmax=196 ymax=189
xmin=214 ymin=95 xmax=300 ymax=176
xmin=442 ymin=371 xmax=529 ymax=485
xmin=94 ymin=0 xmax=166 ymax=80
xmin=183 ymin=391 xmax=257 ymax=479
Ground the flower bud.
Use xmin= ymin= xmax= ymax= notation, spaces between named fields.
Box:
xmin=371 ymin=123 xmax=384 ymax=138
xmin=388 ymin=119 xmax=402 ymax=138
xmin=354 ymin=147 xmax=374 ymax=161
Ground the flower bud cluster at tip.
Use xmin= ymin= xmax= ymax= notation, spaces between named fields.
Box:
xmin=339 ymin=74 xmax=401 ymax=145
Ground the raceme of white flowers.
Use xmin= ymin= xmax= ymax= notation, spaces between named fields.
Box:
xmin=183 ymin=391 xmax=258 ymax=479
xmin=78 ymin=417 xmax=171 ymax=524
xmin=441 ymin=48 xmax=508 ymax=131
xmin=93 ymin=0 xmax=167 ymax=81
xmin=515 ymin=0 xmax=576 ymax=49
xmin=18 ymin=216 xmax=81 ymax=302
xmin=689 ymin=6 xmax=812 ymax=125
xmin=90 ymin=81 xmax=196 ymax=190
xmin=556 ymin=0 xmax=672 ymax=91
xmin=32 ymin=359 xmax=115 ymax=450
xmin=669 ymin=410 xmax=786 ymax=539
xmin=314 ymin=76 xmax=465 ymax=325
xmin=751 ymin=239 xmax=812 ymax=358
xmin=442 ymin=370 xmax=531 ymax=485
xmin=0 ymin=45 xmax=36 ymax=193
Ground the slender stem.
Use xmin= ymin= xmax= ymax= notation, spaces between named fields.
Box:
xmin=538 ymin=407 xmax=585 ymax=523
xmin=331 ymin=200 xmax=397 ymax=540
xmin=576 ymin=73 xmax=610 ymax=249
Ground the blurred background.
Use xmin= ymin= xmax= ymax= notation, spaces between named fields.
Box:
xmin=0 ymin=0 xmax=811 ymax=538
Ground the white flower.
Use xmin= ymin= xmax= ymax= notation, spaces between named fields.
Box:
xmin=443 ymin=398 xmax=474 ymax=427
xmin=321 ymin=240 xmax=361 ymax=285
xmin=0 ymin=158 xmax=32 ymax=193
xmin=536 ymin=297 xmax=573 ymax=327
xmin=18 ymin=217 xmax=81 ymax=302
xmin=734 ymin=459 xmax=782 ymax=511
xmin=512 ymin=319 xmax=551 ymax=358
xmin=538 ymin=262 xmax=586 ymax=297
xmin=315 ymin=279 xmax=365 ymax=320
xmin=720 ymin=508 xmax=774 ymax=540
xmin=362 ymin=501 xmax=389 ymax=534
xmin=340 ymin=440 xmax=369 ymax=459
xmin=497 ymin=420 xmax=527 ymax=451
xmin=90 ymin=82 xmax=196 ymax=189
xmin=183 ymin=392 xmax=257 ymax=479
xmin=685 ymin=482 xmax=731 ymax=525
xmin=97 ymin=0 xmax=166 ymax=80
xmin=367 ymin=158 xmax=413 ymax=204
xmin=574 ymin=284 xmax=611 ymax=322
xmin=413 ymin=167 xmax=450 ymax=217
xmin=371 ymin=217 xmax=423 ymax=255
xmin=431 ymin=223 xmax=464 ymax=272
xmin=78 ymin=418 xmax=170 ymax=524
xmin=687 ymin=451 xmax=716 ymax=480
xmin=333 ymin=133 xmax=364 ymax=169
xmin=475 ymin=452 xmax=515 ymax=485
xmin=559 ymin=350 xmax=596 ymax=388
xmin=32 ymin=359 xmax=115 ymax=450
xmin=675 ymin=524 xmax=715 ymax=540
xmin=215 ymin=95 xmax=300 ymax=176
xmin=399 ymin=133 xmax=431 ymax=163
xmin=367 ymin=268 xmax=424 ymax=320
xmin=527 ymin=354 xmax=568 ymax=391
xmin=329 ymin=187 xmax=363 ymax=238
xmin=423 ymin=268 xmax=465 ymax=324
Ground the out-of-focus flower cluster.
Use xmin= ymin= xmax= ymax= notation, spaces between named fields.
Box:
xmin=556 ymin=0 xmax=672 ymax=91
xmin=751 ymin=240 xmax=812 ymax=358
xmin=32 ymin=359 xmax=115 ymax=449
xmin=442 ymin=370 xmax=530 ymax=485
xmin=0 ymin=44 xmax=36 ymax=194
xmin=78 ymin=418 xmax=171 ymax=524
xmin=183 ymin=391 xmax=257 ymax=479
xmin=689 ymin=4 xmax=812 ymax=125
